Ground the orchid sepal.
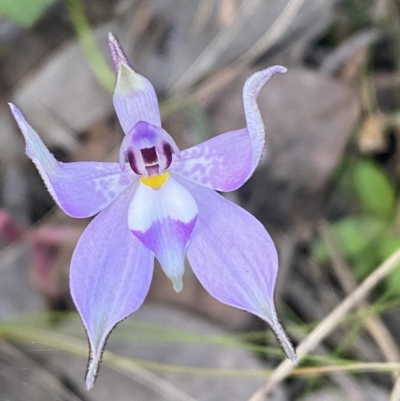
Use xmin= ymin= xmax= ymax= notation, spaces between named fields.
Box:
xmin=243 ymin=65 xmax=287 ymax=172
xmin=110 ymin=34 xmax=161 ymax=132
xmin=178 ymin=177 xmax=297 ymax=363
xmin=170 ymin=66 xmax=287 ymax=191
xmin=70 ymin=184 xmax=154 ymax=389
xmin=9 ymin=103 xmax=135 ymax=218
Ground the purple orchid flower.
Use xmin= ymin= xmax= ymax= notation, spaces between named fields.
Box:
xmin=9 ymin=33 xmax=296 ymax=389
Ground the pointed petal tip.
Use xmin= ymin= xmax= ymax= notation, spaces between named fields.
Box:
xmin=261 ymin=65 xmax=287 ymax=76
xmin=84 ymin=352 xmax=99 ymax=390
xmin=269 ymin=315 xmax=297 ymax=364
xmin=171 ymin=276 xmax=183 ymax=293
xmin=84 ymin=344 xmax=107 ymax=390
xmin=245 ymin=65 xmax=288 ymax=90
xmin=85 ymin=372 xmax=96 ymax=390
xmin=272 ymin=65 xmax=287 ymax=74
xmin=8 ymin=104 xmax=30 ymax=134
xmin=8 ymin=103 xmax=21 ymax=120
xmin=256 ymin=304 xmax=297 ymax=364
xmin=85 ymin=376 xmax=95 ymax=390
xmin=289 ymin=350 xmax=298 ymax=365
xmin=108 ymin=32 xmax=130 ymax=74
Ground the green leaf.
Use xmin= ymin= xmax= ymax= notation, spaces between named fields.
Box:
xmin=378 ymin=233 xmax=400 ymax=298
xmin=0 ymin=0 xmax=57 ymax=28
xmin=67 ymin=0 xmax=114 ymax=92
xmin=313 ymin=216 xmax=388 ymax=277
xmin=353 ymin=159 xmax=396 ymax=220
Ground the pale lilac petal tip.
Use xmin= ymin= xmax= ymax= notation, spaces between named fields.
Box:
xmin=9 ymin=103 xmax=58 ymax=172
xmin=128 ymin=176 xmax=197 ymax=291
xmin=179 ymin=178 xmax=296 ymax=362
xmin=70 ymin=184 xmax=154 ymax=388
xmin=9 ymin=104 xmax=134 ymax=218
xmin=243 ymin=65 xmax=287 ymax=173
xmin=108 ymin=32 xmax=131 ymax=75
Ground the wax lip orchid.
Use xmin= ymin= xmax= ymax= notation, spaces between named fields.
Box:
xmin=9 ymin=33 xmax=297 ymax=389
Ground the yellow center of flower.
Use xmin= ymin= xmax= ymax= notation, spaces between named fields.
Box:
xmin=139 ymin=171 xmax=169 ymax=189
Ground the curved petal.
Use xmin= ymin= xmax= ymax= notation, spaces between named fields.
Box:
xmin=244 ymin=66 xmax=287 ymax=172
xmin=170 ymin=66 xmax=287 ymax=191
xmin=70 ymin=184 xmax=154 ymax=389
xmin=128 ymin=176 xmax=197 ymax=292
xmin=109 ymin=34 xmax=161 ymax=132
xmin=169 ymin=128 xmax=252 ymax=191
xmin=179 ymin=178 xmax=296 ymax=362
xmin=9 ymin=104 xmax=135 ymax=218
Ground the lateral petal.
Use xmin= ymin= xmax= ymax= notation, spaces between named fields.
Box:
xmin=169 ymin=128 xmax=252 ymax=191
xmin=70 ymin=184 xmax=154 ymax=389
xmin=128 ymin=176 xmax=197 ymax=292
xmin=10 ymin=104 xmax=135 ymax=218
xmin=179 ymin=178 xmax=296 ymax=362
xmin=170 ymin=66 xmax=286 ymax=191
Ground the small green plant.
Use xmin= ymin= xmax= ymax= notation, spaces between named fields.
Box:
xmin=314 ymin=158 xmax=400 ymax=296
xmin=0 ymin=0 xmax=57 ymax=28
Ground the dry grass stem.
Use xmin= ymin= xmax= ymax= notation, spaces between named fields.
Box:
xmin=190 ymin=0 xmax=306 ymax=105
xmin=3 ymin=328 xmax=199 ymax=401
xmin=172 ymin=0 xmax=264 ymax=93
xmin=247 ymin=248 xmax=400 ymax=401
xmin=390 ymin=375 xmax=400 ymax=401
xmin=319 ymin=220 xmax=400 ymax=367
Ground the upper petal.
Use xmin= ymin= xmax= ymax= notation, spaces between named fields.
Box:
xmin=10 ymin=104 xmax=135 ymax=218
xmin=170 ymin=66 xmax=286 ymax=191
xmin=70 ymin=184 xmax=154 ymax=389
xmin=109 ymin=34 xmax=161 ymax=132
xmin=178 ymin=178 xmax=296 ymax=362
xmin=169 ymin=128 xmax=252 ymax=191
xmin=128 ymin=175 xmax=197 ymax=292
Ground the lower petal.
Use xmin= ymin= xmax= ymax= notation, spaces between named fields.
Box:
xmin=178 ymin=178 xmax=296 ymax=362
xmin=70 ymin=184 xmax=154 ymax=389
xmin=128 ymin=175 xmax=197 ymax=292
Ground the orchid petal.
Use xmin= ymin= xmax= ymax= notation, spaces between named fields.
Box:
xmin=70 ymin=184 xmax=154 ymax=389
xmin=169 ymin=128 xmax=252 ymax=191
xmin=169 ymin=66 xmax=286 ymax=191
xmin=244 ymin=66 xmax=287 ymax=173
xmin=179 ymin=178 xmax=296 ymax=362
xmin=109 ymin=34 xmax=161 ymax=132
xmin=9 ymin=104 xmax=135 ymax=218
xmin=128 ymin=176 xmax=197 ymax=292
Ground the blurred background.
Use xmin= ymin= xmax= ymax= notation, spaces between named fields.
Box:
xmin=1 ymin=0 xmax=400 ymax=400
